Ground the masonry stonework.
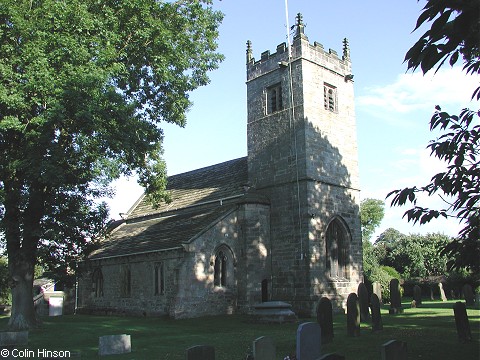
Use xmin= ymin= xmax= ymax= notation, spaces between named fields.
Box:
xmin=246 ymin=14 xmax=361 ymax=315
xmin=77 ymin=14 xmax=362 ymax=319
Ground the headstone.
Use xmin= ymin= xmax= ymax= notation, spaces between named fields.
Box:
xmin=296 ymin=322 xmax=321 ymax=360
xmin=453 ymin=302 xmax=472 ymax=343
xmin=357 ymin=282 xmax=370 ymax=322
xmin=370 ymin=293 xmax=383 ymax=331
xmin=450 ymin=289 xmax=456 ymax=300
xmin=0 ymin=331 xmax=28 ymax=346
xmin=253 ymin=336 xmax=275 ymax=360
xmin=98 ymin=334 xmax=131 ymax=356
xmin=389 ymin=279 xmax=403 ymax=314
xmin=316 ymin=297 xmax=334 ymax=343
xmin=462 ymin=284 xmax=475 ymax=306
xmin=373 ymin=282 xmax=382 ymax=304
xmin=319 ymin=354 xmax=345 ymax=360
xmin=186 ymin=345 xmax=215 ymax=360
xmin=381 ymin=340 xmax=407 ymax=360
xmin=346 ymin=293 xmax=360 ymax=337
xmin=413 ymin=285 xmax=422 ymax=306
xmin=48 ymin=294 xmax=64 ymax=316
xmin=439 ymin=283 xmax=447 ymax=301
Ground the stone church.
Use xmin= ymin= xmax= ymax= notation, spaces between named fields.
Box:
xmin=77 ymin=14 xmax=363 ymax=319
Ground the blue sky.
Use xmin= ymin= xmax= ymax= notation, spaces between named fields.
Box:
xmin=107 ymin=0 xmax=479 ymax=240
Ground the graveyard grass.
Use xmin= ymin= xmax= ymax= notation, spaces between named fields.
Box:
xmin=0 ymin=300 xmax=478 ymax=359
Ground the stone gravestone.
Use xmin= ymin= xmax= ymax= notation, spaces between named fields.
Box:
xmin=389 ymin=279 xmax=403 ymax=314
xmin=186 ymin=345 xmax=215 ymax=360
xmin=346 ymin=293 xmax=360 ymax=337
xmin=462 ymin=284 xmax=475 ymax=306
xmin=373 ymin=282 xmax=382 ymax=304
xmin=453 ymin=302 xmax=472 ymax=343
xmin=370 ymin=293 xmax=383 ymax=331
xmin=381 ymin=340 xmax=407 ymax=360
xmin=319 ymin=354 xmax=345 ymax=360
xmin=413 ymin=285 xmax=422 ymax=307
xmin=48 ymin=293 xmax=64 ymax=316
xmin=357 ymin=282 xmax=370 ymax=322
xmin=253 ymin=336 xmax=275 ymax=360
xmin=98 ymin=334 xmax=131 ymax=356
xmin=316 ymin=297 xmax=334 ymax=344
xmin=439 ymin=282 xmax=447 ymax=301
xmin=0 ymin=331 xmax=28 ymax=347
xmin=296 ymin=322 xmax=321 ymax=360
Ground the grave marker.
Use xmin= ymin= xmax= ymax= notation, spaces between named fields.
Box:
xmin=462 ymin=284 xmax=474 ymax=306
xmin=346 ymin=293 xmax=360 ymax=337
xmin=413 ymin=285 xmax=422 ymax=306
xmin=253 ymin=336 xmax=275 ymax=360
xmin=370 ymin=293 xmax=383 ymax=331
xmin=381 ymin=340 xmax=407 ymax=360
xmin=439 ymin=282 xmax=447 ymax=301
xmin=0 ymin=331 xmax=28 ymax=347
xmin=373 ymin=282 xmax=382 ymax=304
xmin=389 ymin=279 xmax=403 ymax=314
xmin=296 ymin=322 xmax=321 ymax=360
xmin=357 ymin=282 xmax=370 ymax=322
xmin=186 ymin=345 xmax=215 ymax=360
xmin=453 ymin=302 xmax=472 ymax=343
xmin=316 ymin=297 xmax=334 ymax=343
xmin=98 ymin=334 xmax=131 ymax=356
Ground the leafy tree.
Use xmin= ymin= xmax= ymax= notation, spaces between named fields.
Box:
xmin=360 ymin=198 xmax=385 ymax=241
xmin=0 ymin=256 xmax=10 ymax=304
xmin=375 ymin=230 xmax=451 ymax=279
xmin=388 ymin=0 xmax=480 ymax=272
xmin=0 ymin=0 xmax=223 ymax=330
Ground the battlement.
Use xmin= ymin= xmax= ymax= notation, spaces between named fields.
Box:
xmin=246 ymin=13 xmax=352 ymax=82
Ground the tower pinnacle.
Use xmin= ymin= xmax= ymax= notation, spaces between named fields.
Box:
xmin=294 ymin=13 xmax=308 ymax=40
xmin=246 ymin=40 xmax=253 ymax=64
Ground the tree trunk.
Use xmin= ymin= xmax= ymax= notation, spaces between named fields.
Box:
xmin=4 ymin=179 xmax=45 ymax=330
xmin=8 ymin=265 xmax=41 ymax=330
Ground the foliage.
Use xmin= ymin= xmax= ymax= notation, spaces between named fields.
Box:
xmin=388 ymin=0 xmax=480 ymax=272
xmin=360 ymin=198 xmax=385 ymax=241
xmin=0 ymin=257 xmax=10 ymax=304
xmin=0 ymin=0 xmax=223 ymax=329
xmin=363 ymin=239 xmax=401 ymax=303
xmin=374 ymin=230 xmax=451 ymax=279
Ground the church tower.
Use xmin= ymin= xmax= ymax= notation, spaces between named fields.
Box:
xmin=246 ymin=14 xmax=362 ymax=314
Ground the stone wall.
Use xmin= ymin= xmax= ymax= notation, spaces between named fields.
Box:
xmin=77 ymin=248 xmax=184 ymax=317
xmin=78 ymin=202 xmax=271 ymax=318
xmin=246 ymin=26 xmax=362 ymax=316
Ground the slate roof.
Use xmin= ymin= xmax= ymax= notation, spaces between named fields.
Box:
xmin=128 ymin=157 xmax=249 ymax=219
xmin=88 ymin=157 xmax=249 ymax=260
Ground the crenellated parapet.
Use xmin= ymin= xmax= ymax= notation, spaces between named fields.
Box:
xmin=246 ymin=13 xmax=352 ymax=83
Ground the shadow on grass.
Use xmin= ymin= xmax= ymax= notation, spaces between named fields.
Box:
xmin=0 ymin=301 xmax=478 ymax=360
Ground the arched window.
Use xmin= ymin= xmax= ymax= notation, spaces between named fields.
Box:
xmin=92 ymin=268 xmax=103 ymax=297
xmin=214 ymin=250 xmax=227 ymax=287
xmin=120 ymin=265 xmax=131 ymax=297
xmin=325 ymin=218 xmax=349 ymax=278
xmin=154 ymin=262 xmax=165 ymax=295
xmin=213 ymin=246 xmax=235 ymax=288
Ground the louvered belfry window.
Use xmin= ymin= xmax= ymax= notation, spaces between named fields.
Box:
xmin=324 ymin=84 xmax=337 ymax=112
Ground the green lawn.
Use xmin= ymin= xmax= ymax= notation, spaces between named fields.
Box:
xmin=0 ymin=300 xmax=478 ymax=359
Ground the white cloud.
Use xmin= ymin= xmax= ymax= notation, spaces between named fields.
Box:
xmin=357 ymin=67 xmax=479 ymax=124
